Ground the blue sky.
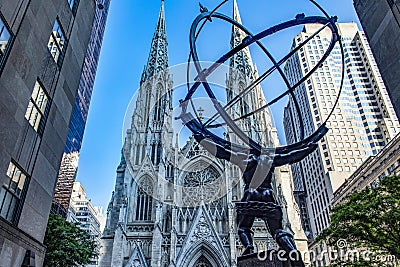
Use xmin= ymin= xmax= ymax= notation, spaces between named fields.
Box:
xmin=77 ymin=0 xmax=361 ymax=209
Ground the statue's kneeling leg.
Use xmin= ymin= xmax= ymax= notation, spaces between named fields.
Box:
xmin=261 ymin=203 xmax=305 ymax=267
xmin=275 ymin=230 xmax=305 ymax=267
xmin=237 ymin=214 xmax=255 ymax=256
xmin=238 ymin=227 xmax=254 ymax=256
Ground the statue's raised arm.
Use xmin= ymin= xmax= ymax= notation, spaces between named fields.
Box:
xmin=180 ymin=112 xmax=328 ymax=169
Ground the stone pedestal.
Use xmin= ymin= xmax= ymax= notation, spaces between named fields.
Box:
xmin=237 ymin=251 xmax=292 ymax=267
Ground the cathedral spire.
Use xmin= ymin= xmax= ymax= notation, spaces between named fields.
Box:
xmin=228 ymin=0 xmax=270 ymax=127
xmin=230 ymin=0 xmax=254 ymax=79
xmin=141 ymin=0 xmax=169 ymax=83
xmin=233 ymin=0 xmax=242 ymax=24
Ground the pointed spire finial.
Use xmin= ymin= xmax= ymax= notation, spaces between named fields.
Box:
xmin=233 ymin=0 xmax=242 ymax=24
xmin=141 ymin=0 xmax=169 ymax=84
xmin=229 ymin=0 xmax=255 ymax=79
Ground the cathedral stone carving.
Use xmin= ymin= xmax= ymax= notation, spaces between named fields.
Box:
xmin=125 ymin=242 xmax=148 ymax=267
xmin=193 ymin=216 xmax=211 ymax=240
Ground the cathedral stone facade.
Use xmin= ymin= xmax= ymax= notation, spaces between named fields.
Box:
xmin=99 ymin=1 xmax=308 ymax=266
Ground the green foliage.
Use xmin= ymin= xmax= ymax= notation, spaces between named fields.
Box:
xmin=317 ymin=175 xmax=400 ymax=266
xmin=43 ymin=214 xmax=98 ymax=267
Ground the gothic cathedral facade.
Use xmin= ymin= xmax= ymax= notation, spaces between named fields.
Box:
xmin=99 ymin=1 xmax=308 ymax=266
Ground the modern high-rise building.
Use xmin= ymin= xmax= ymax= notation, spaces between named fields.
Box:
xmin=333 ymin=132 xmax=400 ymax=207
xmin=68 ymin=182 xmax=106 ymax=267
xmin=283 ymin=23 xmax=400 ymax=237
xmin=354 ymin=0 xmax=400 ymax=118
xmin=52 ymin=151 xmax=80 ymax=217
xmin=99 ymin=1 xmax=308 ymax=266
xmin=53 ymin=0 xmax=111 ymax=216
xmin=0 ymin=1 xmax=96 ymax=266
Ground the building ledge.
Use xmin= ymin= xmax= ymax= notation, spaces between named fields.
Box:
xmin=0 ymin=217 xmax=46 ymax=258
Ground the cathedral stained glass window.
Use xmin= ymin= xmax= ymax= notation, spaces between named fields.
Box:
xmin=135 ymin=177 xmax=153 ymax=221
xmin=182 ymin=162 xmax=221 ymax=206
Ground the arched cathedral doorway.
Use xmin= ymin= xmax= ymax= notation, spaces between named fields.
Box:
xmin=194 ymin=256 xmax=213 ymax=267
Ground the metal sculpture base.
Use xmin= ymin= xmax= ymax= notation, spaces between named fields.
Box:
xmin=235 ymin=201 xmax=280 ymax=217
xmin=237 ymin=251 xmax=293 ymax=267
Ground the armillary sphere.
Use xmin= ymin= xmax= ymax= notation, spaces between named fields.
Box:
xmin=177 ymin=0 xmax=345 ymax=155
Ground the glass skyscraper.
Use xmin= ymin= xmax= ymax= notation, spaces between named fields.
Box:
xmin=53 ymin=0 xmax=112 ymax=216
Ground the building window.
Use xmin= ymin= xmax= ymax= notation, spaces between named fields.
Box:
xmin=0 ymin=13 xmax=13 ymax=68
xmin=0 ymin=161 xmax=29 ymax=224
xmin=25 ymin=80 xmax=50 ymax=134
xmin=135 ymin=177 xmax=153 ymax=221
xmin=68 ymin=0 xmax=79 ymax=14
xmin=47 ymin=19 xmax=67 ymax=64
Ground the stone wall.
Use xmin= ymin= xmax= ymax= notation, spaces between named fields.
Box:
xmin=0 ymin=0 xmax=95 ymax=266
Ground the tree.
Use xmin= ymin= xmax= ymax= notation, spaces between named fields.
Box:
xmin=43 ymin=214 xmax=98 ymax=267
xmin=317 ymin=175 xmax=400 ymax=266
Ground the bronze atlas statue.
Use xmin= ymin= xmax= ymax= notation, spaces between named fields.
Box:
xmin=177 ymin=1 xmax=344 ymax=266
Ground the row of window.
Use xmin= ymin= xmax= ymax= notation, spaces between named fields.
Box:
xmin=312 ymin=189 xmax=330 ymax=234
xmin=0 ymin=1 xmax=78 ymax=224
xmin=0 ymin=106 xmax=48 ymax=223
xmin=1 ymin=1 xmax=75 ymax=70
